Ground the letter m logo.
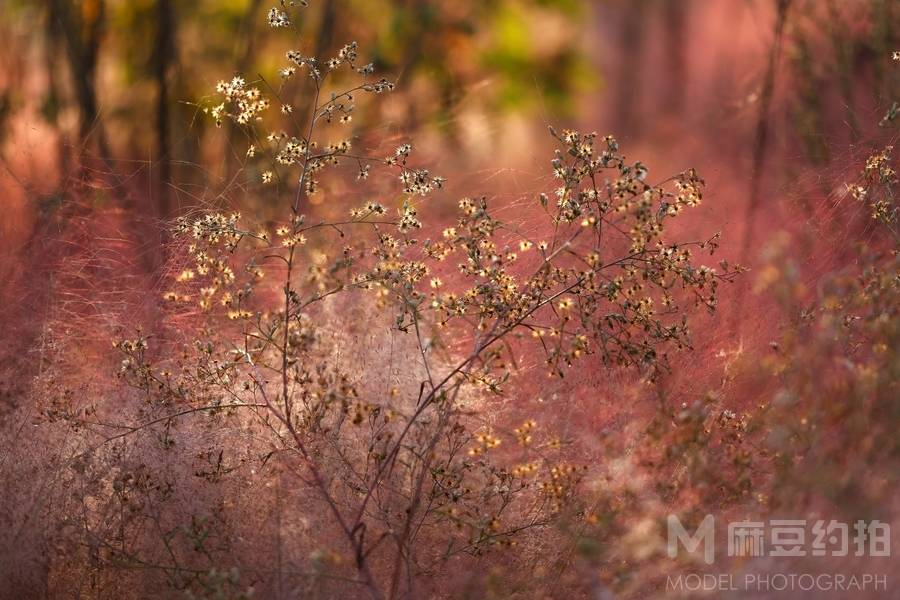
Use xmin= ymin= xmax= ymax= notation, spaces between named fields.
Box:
xmin=668 ymin=514 xmax=715 ymax=564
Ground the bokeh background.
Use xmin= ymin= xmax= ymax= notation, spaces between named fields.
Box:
xmin=0 ymin=1 xmax=898 ymax=598
xmin=2 ymin=0 xmax=896 ymax=393
xmin=1 ymin=0 xmax=897 ymax=270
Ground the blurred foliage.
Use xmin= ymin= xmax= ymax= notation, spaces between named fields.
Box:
xmin=1 ymin=0 xmax=594 ymax=158
xmin=786 ymin=0 xmax=900 ymax=163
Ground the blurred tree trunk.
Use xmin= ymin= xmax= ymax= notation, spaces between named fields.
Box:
xmin=789 ymin=31 xmax=829 ymax=165
xmin=663 ymin=0 xmax=687 ymax=116
xmin=743 ymin=0 xmax=792 ymax=229
xmin=870 ymin=0 xmax=898 ymax=100
xmin=733 ymin=0 xmax=791 ymax=330
xmin=225 ymin=0 xmax=263 ymax=181
xmin=297 ymin=0 xmax=336 ymax=119
xmin=824 ymin=0 xmax=859 ymax=140
xmin=46 ymin=0 xmax=108 ymax=153
xmin=397 ymin=0 xmax=428 ymax=132
xmin=237 ymin=0 xmax=264 ymax=73
xmin=615 ymin=0 xmax=646 ymax=137
xmin=42 ymin=9 xmax=70 ymax=177
xmin=153 ymin=0 xmax=175 ymax=217
xmin=314 ymin=0 xmax=337 ymax=61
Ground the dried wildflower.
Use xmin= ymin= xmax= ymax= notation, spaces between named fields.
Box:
xmin=112 ymin=20 xmax=738 ymax=600
xmin=846 ymin=145 xmax=899 ymax=230
xmin=267 ymin=7 xmax=290 ymax=28
xmin=212 ymin=76 xmax=268 ymax=125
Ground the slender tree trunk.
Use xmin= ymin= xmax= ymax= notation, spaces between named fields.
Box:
xmin=663 ymin=0 xmax=688 ymax=116
xmin=294 ymin=0 xmax=336 ymax=120
xmin=42 ymin=7 xmax=70 ymax=178
xmin=732 ymin=0 xmax=791 ymax=331
xmin=870 ymin=0 xmax=898 ymax=100
xmin=46 ymin=0 xmax=107 ymax=151
xmin=225 ymin=0 xmax=263 ymax=180
xmin=740 ymin=0 xmax=791 ymax=254
xmin=237 ymin=0 xmax=264 ymax=72
xmin=615 ymin=0 xmax=646 ymax=137
xmin=824 ymin=0 xmax=859 ymax=140
xmin=314 ymin=0 xmax=337 ymax=61
xmin=153 ymin=0 xmax=175 ymax=217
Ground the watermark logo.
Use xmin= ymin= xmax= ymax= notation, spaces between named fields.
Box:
xmin=666 ymin=573 xmax=889 ymax=594
xmin=667 ymin=515 xmax=891 ymax=563
xmin=668 ymin=514 xmax=715 ymax=564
